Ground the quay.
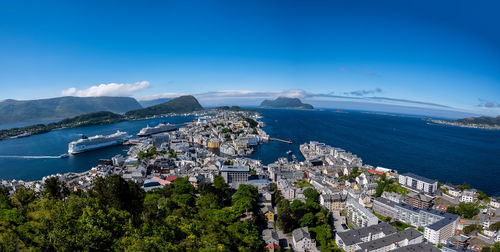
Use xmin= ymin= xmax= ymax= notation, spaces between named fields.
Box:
xmin=269 ymin=137 xmax=292 ymax=144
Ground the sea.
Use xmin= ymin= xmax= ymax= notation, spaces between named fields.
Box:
xmin=1 ymin=109 xmax=499 ymax=196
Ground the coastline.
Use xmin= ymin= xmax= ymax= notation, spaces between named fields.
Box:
xmin=424 ymin=118 xmax=500 ymax=130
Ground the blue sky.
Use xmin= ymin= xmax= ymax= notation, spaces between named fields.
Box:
xmin=1 ymin=0 xmax=499 ymax=115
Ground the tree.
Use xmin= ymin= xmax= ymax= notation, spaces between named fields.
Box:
xmin=300 ymin=212 xmax=316 ymax=227
xmin=489 ymin=221 xmax=500 ymax=231
xmin=43 ymin=176 xmax=70 ymax=200
xmin=304 ymin=188 xmax=319 ymax=203
xmin=446 ymin=206 xmax=457 ymax=214
xmin=463 ymin=224 xmax=482 ymax=234
xmin=456 ymin=202 xmax=479 ymax=219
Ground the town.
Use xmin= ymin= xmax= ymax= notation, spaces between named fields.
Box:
xmin=2 ymin=110 xmax=499 ymax=251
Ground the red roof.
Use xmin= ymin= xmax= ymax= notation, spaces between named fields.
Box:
xmin=151 ymin=176 xmax=168 ymax=186
xmin=265 ymin=243 xmax=280 ymax=249
xmin=165 ymin=175 xmax=177 ymax=182
xmin=368 ymin=169 xmax=383 ymax=175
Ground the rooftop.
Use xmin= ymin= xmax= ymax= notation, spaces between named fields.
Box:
xmin=358 ymin=228 xmax=422 ymax=251
xmin=221 ymin=165 xmax=250 ymax=172
xmin=336 ymin=222 xmax=397 ymax=246
xmin=401 ymin=172 xmax=436 ymax=184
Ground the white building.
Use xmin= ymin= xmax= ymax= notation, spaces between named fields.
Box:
xmin=460 ymin=189 xmax=477 ymax=203
xmin=346 ymin=198 xmax=379 ymax=228
xmin=490 ymin=198 xmax=500 ymax=209
xmin=398 ymin=173 xmax=437 ymax=195
xmin=424 ymin=217 xmax=459 ymax=244
xmin=292 ymin=227 xmax=317 ymax=252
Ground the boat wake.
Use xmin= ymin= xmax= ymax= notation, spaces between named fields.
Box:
xmin=0 ymin=155 xmax=62 ymax=159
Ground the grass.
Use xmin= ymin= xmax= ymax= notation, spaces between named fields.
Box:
xmin=373 ymin=212 xmax=392 ymax=222
xmin=390 ymin=221 xmax=415 ymax=231
xmin=294 ymin=179 xmax=312 ymax=188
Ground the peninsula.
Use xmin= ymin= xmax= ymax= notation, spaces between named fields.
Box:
xmin=426 ymin=115 xmax=500 ymax=130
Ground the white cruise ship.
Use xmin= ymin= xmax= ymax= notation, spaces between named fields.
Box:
xmin=137 ymin=123 xmax=176 ymax=137
xmin=68 ymin=131 xmax=131 ymax=154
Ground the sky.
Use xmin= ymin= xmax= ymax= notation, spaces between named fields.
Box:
xmin=0 ymin=0 xmax=499 ymax=115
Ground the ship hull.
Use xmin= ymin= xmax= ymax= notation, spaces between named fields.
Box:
xmin=69 ymin=140 xmax=126 ymax=154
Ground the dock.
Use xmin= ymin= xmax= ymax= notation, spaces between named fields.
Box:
xmin=269 ymin=138 xmax=293 ymax=144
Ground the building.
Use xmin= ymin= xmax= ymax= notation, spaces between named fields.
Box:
xmin=373 ymin=197 xmax=397 ymax=219
xmin=152 ymin=133 xmax=170 ymax=148
xmin=346 ymin=198 xmax=379 ymax=228
xmin=260 ymin=206 xmax=275 ymax=222
xmin=447 ymin=234 xmax=471 ymax=250
xmin=382 ymin=191 xmax=403 ymax=203
xmin=424 ymin=215 xmax=459 ymax=244
xmin=356 ymin=228 xmax=423 ymax=252
xmin=262 ymin=229 xmax=280 ymax=249
xmin=394 ymin=203 xmax=459 ymax=229
xmin=490 ymin=198 xmax=500 ymax=208
xmin=292 ymin=227 xmax=317 ymax=252
xmin=392 ymin=243 xmax=441 ymax=252
xmin=335 ymin=222 xmax=397 ymax=252
xmin=320 ymin=193 xmax=346 ymax=211
xmin=404 ymin=192 xmax=434 ymax=209
xmin=460 ymin=189 xmax=477 ymax=203
xmin=220 ymin=165 xmax=249 ymax=187
xmin=398 ymin=173 xmax=437 ymax=195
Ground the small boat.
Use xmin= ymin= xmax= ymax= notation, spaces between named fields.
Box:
xmin=286 ymin=150 xmax=293 ymax=155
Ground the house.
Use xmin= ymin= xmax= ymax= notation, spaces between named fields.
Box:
xmin=261 ymin=206 xmax=275 ymax=222
xmin=292 ymin=227 xmax=317 ymax=252
xmin=490 ymin=198 xmax=500 ymax=208
xmin=262 ymin=229 xmax=280 ymax=250
xmin=382 ymin=191 xmax=403 ymax=203
xmin=460 ymin=189 xmax=477 ymax=203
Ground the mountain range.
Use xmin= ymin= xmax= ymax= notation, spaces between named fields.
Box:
xmin=260 ymin=97 xmax=314 ymax=109
xmin=0 ymin=96 xmax=142 ymax=125
xmin=125 ymin=95 xmax=204 ymax=118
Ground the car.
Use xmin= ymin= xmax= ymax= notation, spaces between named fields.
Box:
xmin=341 ymin=223 xmax=349 ymax=230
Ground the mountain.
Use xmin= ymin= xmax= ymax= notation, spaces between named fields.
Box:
xmin=138 ymin=98 xmax=172 ymax=108
xmin=456 ymin=116 xmax=500 ymax=125
xmin=125 ymin=95 xmax=203 ymax=118
xmin=260 ymin=97 xmax=314 ymax=109
xmin=0 ymin=96 xmax=142 ymax=125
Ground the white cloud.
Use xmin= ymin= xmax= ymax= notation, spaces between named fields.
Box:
xmin=62 ymin=81 xmax=150 ymax=97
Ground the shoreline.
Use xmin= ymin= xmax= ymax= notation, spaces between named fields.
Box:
xmin=424 ymin=118 xmax=500 ymax=130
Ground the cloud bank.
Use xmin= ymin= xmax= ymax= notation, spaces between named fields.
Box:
xmin=478 ymin=99 xmax=500 ymax=108
xmin=62 ymin=81 xmax=150 ymax=97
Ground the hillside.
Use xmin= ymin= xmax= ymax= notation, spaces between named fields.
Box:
xmin=138 ymin=98 xmax=172 ymax=107
xmin=0 ymin=96 xmax=142 ymax=125
xmin=456 ymin=116 xmax=500 ymax=125
xmin=125 ymin=95 xmax=203 ymax=118
xmin=0 ymin=111 xmax=126 ymax=139
xmin=260 ymin=97 xmax=313 ymax=109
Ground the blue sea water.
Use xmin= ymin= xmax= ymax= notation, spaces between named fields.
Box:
xmin=0 ymin=109 xmax=499 ymax=196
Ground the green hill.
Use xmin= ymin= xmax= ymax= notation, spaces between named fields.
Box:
xmin=0 ymin=96 xmax=142 ymax=125
xmin=260 ymin=97 xmax=313 ymax=109
xmin=125 ymin=95 xmax=204 ymax=118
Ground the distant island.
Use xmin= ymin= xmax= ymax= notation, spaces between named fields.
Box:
xmin=1 ymin=95 xmax=205 ymax=140
xmin=426 ymin=115 xmax=500 ymax=130
xmin=126 ymin=95 xmax=204 ymax=119
xmin=260 ymin=97 xmax=313 ymax=109
xmin=0 ymin=96 xmax=142 ymax=125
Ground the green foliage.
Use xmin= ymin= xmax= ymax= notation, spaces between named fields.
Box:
xmin=481 ymin=242 xmax=500 ymax=252
xmin=43 ymin=176 xmax=70 ymax=200
xmin=489 ymin=221 xmax=500 ymax=231
xmin=0 ymin=175 xmax=262 ymax=251
xmin=477 ymin=190 xmax=490 ymax=202
xmin=463 ymin=224 xmax=482 ymax=234
xmin=138 ymin=147 xmax=157 ymax=160
xmin=390 ymin=221 xmax=415 ymax=231
xmin=375 ymin=177 xmax=407 ymax=197
xmin=455 ymin=202 xmax=480 ymax=219
xmin=294 ymin=179 xmax=312 ymax=188
xmin=457 ymin=183 xmax=471 ymax=190
xmin=243 ymin=117 xmax=258 ymax=128
xmin=221 ymin=127 xmax=231 ymax=133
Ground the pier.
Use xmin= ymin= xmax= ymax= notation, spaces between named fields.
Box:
xmin=269 ymin=138 xmax=293 ymax=144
